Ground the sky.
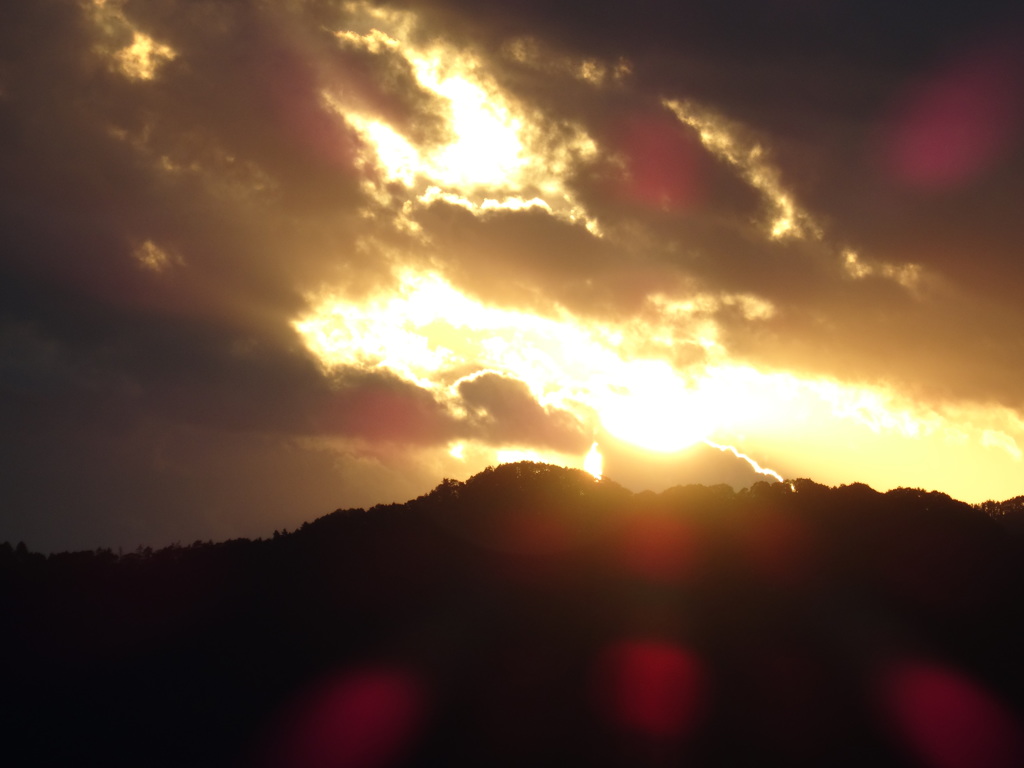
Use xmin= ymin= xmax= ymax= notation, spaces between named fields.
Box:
xmin=2 ymin=0 xmax=1023 ymax=551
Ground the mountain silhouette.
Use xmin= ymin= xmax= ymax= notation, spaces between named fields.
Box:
xmin=3 ymin=462 xmax=1024 ymax=767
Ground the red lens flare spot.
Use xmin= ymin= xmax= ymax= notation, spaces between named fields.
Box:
xmin=879 ymin=44 xmax=1023 ymax=190
xmin=596 ymin=639 xmax=706 ymax=739
xmin=321 ymin=388 xmax=443 ymax=443
xmin=616 ymin=115 xmax=705 ymax=211
xmin=271 ymin=666 xmax=425 ymax=768
xmin=618 ymin=513 xmax=699 ymax=584
xmin=877 ymin=659 xmax=1024 ymax=768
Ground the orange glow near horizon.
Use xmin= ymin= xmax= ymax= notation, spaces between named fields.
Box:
xmin=290 ymin=3 xmax=1024 ymax=502
xmin=295 ymin=270 xmax=746 ymax=458
xmin=294 ymin=269 xmax=1023 ymax=500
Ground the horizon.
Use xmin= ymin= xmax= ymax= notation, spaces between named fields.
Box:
xmin=8 ymin=458 xmax=1021 ymax=555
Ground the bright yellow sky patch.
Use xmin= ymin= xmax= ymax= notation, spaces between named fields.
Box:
xmin=294 ymin=269 xmax=1024 ymax=500
xmin=583 ymin=442 xmax=603 ymax=479
xmin=293 ymin=4 xmax=1023 ymax=501
xmin=116 ymin=31 xmax=176 ymax=81
xmin=325 ymin=5 xmax=598 ymax=229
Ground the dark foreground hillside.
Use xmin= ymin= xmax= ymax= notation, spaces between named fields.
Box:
xmin=3 ymin=463 xmax=1024 ymax=768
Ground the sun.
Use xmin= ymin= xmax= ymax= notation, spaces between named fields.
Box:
xmin=595 ymin=360 xmax=716 ymax=453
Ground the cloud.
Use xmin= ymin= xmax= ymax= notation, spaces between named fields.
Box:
xmin=313 ymin=369 xmax=460 ymax=444
xmin=457 ymin=372 xmax=588 ymax=452
xmin=410 ymin=201 xmax=626 ymax=314
xmin=2 ymin=0 xmax=1023 ymax=549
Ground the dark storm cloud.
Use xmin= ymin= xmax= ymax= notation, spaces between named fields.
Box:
xmin=0 ymin=293 xmax=466 ymax=551
xmin=313 ymin=369 xmax=461 ymax=444
xmin=405 ymin=0 xmax=1022 ymax=126
xmin=0 ymin=3 xmax=353 ymax=318
xmin=457 ymin=373 xmax=589 ymax=452
xmin=412 ymin=200 xmax=653 ymax=317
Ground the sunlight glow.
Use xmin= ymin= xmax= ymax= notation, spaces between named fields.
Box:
xmin=332 ymin=70 xmax=525 ymax=191
xmin=418 ymin=186 xmax=552 ymax=214
xmin=296 ymin=270 xmax=731 ymax=457
xmin=596 ymin=360 xmax=716 ymax=452
xmin=703 ymin=440 xmax=784 ymax=483
xmin=663 ymin=99 xmax=818 ymax=241
xmin=981 ymin=430 xmax=1022 ymax=461
xmin=496 ymin=449 xmax=540 ymax=464
xmin=843 ymin=250 xmax=924 ymax=290
xmin=325 ymin=4 xmax=599 ymax=227
xmin=290 ymin=4 xmax=1024 ymax=501
xmin=503 ymin=36 xmax=632 ymax=87
xmin=116 ymin=31 xmax=176 ymax=81
xmin=292 ymin=269 xmax=1024 ymax=498
xmin=132 ymin=240 xmax=178 ymax=272
xmin=584 ymin=442 xmax=604 ymax=480
xmin=85 ymin=1 xmax=177 ymax=82
xmin=419 ymin=66 xmax=526 ymax=189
